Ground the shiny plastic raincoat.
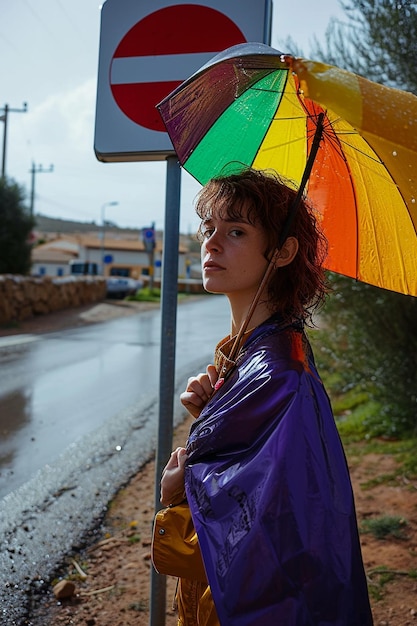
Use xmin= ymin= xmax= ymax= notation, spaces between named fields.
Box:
xmin=183 ymin=315 xmax=373 ymax=626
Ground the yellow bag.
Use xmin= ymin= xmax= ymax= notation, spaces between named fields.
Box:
xmin=151 ymin=502 xmax=207 ymax=582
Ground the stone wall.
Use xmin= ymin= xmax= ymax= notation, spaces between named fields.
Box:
xmin=0 ymin=275 xmax=107 ymax=324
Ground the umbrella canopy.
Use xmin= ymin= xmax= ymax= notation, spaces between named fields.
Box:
xmin=158 ymin=42 xmax=417 ymax=297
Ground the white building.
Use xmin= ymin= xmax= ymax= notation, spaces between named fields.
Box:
xmin=31 ymin=233 xmax=188 ymax=280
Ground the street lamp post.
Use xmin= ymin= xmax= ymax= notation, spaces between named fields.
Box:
xmin=100 ymin=201 xmax=118 ymax=275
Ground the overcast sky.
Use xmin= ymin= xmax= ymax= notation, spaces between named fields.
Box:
xmin=1 ymin=0 xmax=345 ymax=234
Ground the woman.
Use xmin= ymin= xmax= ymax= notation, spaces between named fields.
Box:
xmin=159 ymin=168 xmax=373 ymax=625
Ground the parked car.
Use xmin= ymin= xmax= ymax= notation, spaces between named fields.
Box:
xmin=105 ymin=277 xmax=143 ymax=299
xmin=69 ymin=261 xmax=98 ymax=275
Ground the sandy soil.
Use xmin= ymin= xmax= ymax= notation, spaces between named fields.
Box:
xmin=4 ymin=303 xmax=416 ymax=626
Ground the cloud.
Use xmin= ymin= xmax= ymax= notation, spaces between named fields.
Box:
xmin=25 ymin=78 xmax=97 ymax=158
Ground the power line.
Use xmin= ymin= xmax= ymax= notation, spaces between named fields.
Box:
xmin=55 ymin=0 xmax=90 ymax=48
xmin=20 ymin=0 xmax=57 ymax=40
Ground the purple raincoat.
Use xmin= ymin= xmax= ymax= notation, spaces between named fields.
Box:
xmin=185 ymin=316 xmax=373 ymax=626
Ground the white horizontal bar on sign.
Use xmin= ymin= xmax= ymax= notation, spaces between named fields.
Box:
xmin=110 ymin=52 xmax=214 ymax=84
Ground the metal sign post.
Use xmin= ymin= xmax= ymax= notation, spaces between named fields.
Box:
xmin=150 ymin=155 xmax=181 ymax=626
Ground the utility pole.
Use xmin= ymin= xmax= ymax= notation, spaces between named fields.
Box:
xmin=29 ymin=162 xmax=54 ymax=217
xmin=100 ymin=201 xmax=119 ymax=275
xmin=1 ymin=102 xmax=28 ymax=179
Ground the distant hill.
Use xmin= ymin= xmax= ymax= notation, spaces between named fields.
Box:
xmin=34 ymin=214 xmax=198 ymax=251
xmin=34 ymin=214 xmax=142 ymax=236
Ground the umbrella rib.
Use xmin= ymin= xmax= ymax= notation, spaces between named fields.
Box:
xmin=337 ymin=136 xmax=386 ymax=167
xmin=320 ymin=114 xmax=390 ymax=169
xmin=259 ymin=135 xmax=305 ymax=153
xmin=336 ymin=132 xmax=404 ymax=190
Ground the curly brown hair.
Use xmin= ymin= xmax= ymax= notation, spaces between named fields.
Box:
xmin=195 ymin=167 xmax=329 ymax=323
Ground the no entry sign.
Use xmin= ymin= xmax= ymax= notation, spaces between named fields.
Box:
xmin=95 ymin=0 xmax=272 ymax=162
xmin=110 ymin=5 xmax=247 ymax=133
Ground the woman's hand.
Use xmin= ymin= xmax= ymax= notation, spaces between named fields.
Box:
xmin=180 ymin=364 xmax=219 ymax=418
xmin=160 ymin=447 xmax=188 ymax=507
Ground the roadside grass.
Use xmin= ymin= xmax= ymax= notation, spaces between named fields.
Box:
xmin=366 ymin=565 xmax=416 ymax=601
xmin=127 ymin=287 xmax=161 ymax=302
xmin=0 ymin=319 xmax=20 ymax=330
xmin=361 ymin=515 xmax=409 ymax=540
xmin=310 ymin=325 xmax=417 ymax=603
xmin=127 ymin=287 xmax=206 ymax=303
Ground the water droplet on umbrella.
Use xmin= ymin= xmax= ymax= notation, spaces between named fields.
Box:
xmin=392 ymin=150 xmax=398 ymax=156
xmin=411 ymin=197 xmax=416 ymax=204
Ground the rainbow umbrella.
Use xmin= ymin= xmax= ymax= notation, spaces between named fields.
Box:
xmin=157 ymin=42 xmax=417 ymax=297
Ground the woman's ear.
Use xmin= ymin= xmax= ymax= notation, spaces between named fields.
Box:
xmin=275 ymin=237 xmax=299 ymax=267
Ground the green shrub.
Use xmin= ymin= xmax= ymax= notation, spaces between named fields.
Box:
xmin=361 ymin=515 xmax=409 ymax=540
xmin=320 ymin=274 xmax=417 ymax=438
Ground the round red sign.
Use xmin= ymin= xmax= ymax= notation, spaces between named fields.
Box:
xmin=110 ymin=4 xmax=245 ymax=132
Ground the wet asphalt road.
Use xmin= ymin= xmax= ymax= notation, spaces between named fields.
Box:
xmin=0 ymin=296 xmax=230 ymax=498
xmin=0 ymin=295 xmax=229 ymax=625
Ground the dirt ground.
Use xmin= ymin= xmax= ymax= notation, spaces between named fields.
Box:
xmin=3 ymin=303 xmax=417 ymax=626
xmin=30 ymin=424 xmax=417 ymax=626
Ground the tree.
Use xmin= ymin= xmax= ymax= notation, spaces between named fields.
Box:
xmin=309 ymin=0 xmax=417 ymax=436
xmin=315 ymin=0 xmax=417 ymax=91
xmin=0 ymin=178 xmax=34 ymax=275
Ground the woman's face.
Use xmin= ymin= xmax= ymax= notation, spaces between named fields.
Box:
xmin=200 ymin=201 xmax=270 ymax=301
